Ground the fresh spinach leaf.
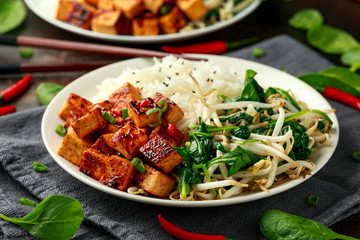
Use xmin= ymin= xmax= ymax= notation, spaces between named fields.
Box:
xmin=0 ymin=0 xmax=26 ymax=33
xmin=36 ymin=83 xmax=64 ymax=105
xmin=0 ymin=195 xmax=84 ymax=240
xmin=288 ymin=8 xmax=323 ymax=30
xmin=298 ymin=73 xmax=360 ymax=97
xmin=341 ymin=47 xmax=360 ymax=66
xmin=319 ymin=66 xmax=360 ymax=92
xmin=260 ymin=209 xmax=358 ymax=240
xmin=307 ymin=25 xmax=360 ymax=54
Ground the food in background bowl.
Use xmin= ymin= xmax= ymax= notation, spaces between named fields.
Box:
xmin=55 ymin=0 xmax=255 ymax=36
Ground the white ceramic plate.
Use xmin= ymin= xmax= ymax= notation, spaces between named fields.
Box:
xmin=41 ymin=55 xmax=339 ymax=207
xmin=25 ymin=0 xmax=261 ymax=44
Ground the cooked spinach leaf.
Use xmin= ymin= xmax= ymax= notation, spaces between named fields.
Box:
xmin=237 ymin=70 xmax=265 ymax=102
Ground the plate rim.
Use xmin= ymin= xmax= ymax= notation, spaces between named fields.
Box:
xmin=41 ymin=54 xmax=339 ymax=207
xmin=24 ymin=0 xmax=261 ymax=44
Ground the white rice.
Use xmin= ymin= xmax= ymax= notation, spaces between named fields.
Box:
xmin=90 ymin=56 xmax=244 ymax=130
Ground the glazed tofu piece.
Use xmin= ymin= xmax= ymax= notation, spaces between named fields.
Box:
xmin=135 ymin=164 xmax=176 ymax=198
xmin=97 ymin=0 xmax=115 ymax=9
xmin=108 ymin=82 xmax=142 ymax=109
xmin=176 ymin=0 xmax=207 ymax=20
xmin=111 ymin=122 xmax=149 ymax=159
xmin=144 ymin=0 xmax=164 ymax=14
xmin=71 ymin=107 xmax=108 ymax=139
xmin=88 ymin=100 xmax=113 ymax=112
xmin=91 ymin=10 xmax=121 ymax=34
xmin=113 ymin=0 xmax=144 ymax=19
xmin=140 ymin=135 xmax=183 ymax=173
xmin=59 ymin=93 xmax=92 ymax=121
xmin=128 ymin=98 xmax=161 ymax=128
xmin=84 ymin=0 xmax=99 ymax=6
xmin=149 ymin=123 xmax=184 ymax=147
xmin=132 ymin=15 xmax=159 ymax=36
xmin=64 ymin=1 xmax=97 ymax=29
xmin=58 ymin=127 xmax=93 ymax=166
xmin=56 ymin=0 xmax=77 ymax=21
xmin=80 ymin=147 xmax=109 ymax=180
xmin=91 ymin=133 xmax=119 ymax=155
xmin=153 ymin=92 xmax=184 ymax=124
xmin=100 ymin=123 xmax=121 ymax=134
xmin=159 ymin=7 xmax=187 ymax=34
xmin=99 ymin=155 xmax=137 ymax=190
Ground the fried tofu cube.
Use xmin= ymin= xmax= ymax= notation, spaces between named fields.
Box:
xmin=80 ymin=147 xmax=108 ymax=180
xmin=111 ymin=122 xmax=149 ymax=159
xmin=132 ymin=14 xmax=159 ymax=36
xmin=128 ymin=98 xmax=160 ymax=128
xmin=108 ymin=82 xmax=142 ymax=109
xmin=98 ymin=0 xmax=115 ymax=9
xmin=144 ymin=0 xmax=164 ymax=14
xmin=99 ymin=155 xmax=137 ymax=190
xmin=91 ymin=10 xmax=121 ymax=35
xmin=140 ymin=135 xmax=183 ymax=173
xmin=88 ymin=100 xmax=113 ymax=112
xmin=59 ymin=93 xmax=92 ymax=121
xmin=58 ymin=127 xmax=93 ymax=166
xmin=71 ymin=107 xmax=108 ymax=139
xmin=92 ymin=133 xmax=119 ymax=155
xmin=56 ymin=0 xmax=77 ymax=21
xmin=176 ymin=0 xmax=207 ymax=20
xmin=100 ymin=123 xmax=121 ymax=134
xmin=117 ymin=15 xmax=133 ymax=35
xmin=135 ymin=164 xmax=176 ymax=198
xmin=65 ymin=2 xmax=97 ymax=29
xmin=114 ymin=0 xmax=144 ymax=19
xmin=153 ymin=92 xmax=184 ymax=124
xmin=159 ymin=7 xmax=187 ymax=34
xmin=149 ymin=123 xmax=184 ymax=147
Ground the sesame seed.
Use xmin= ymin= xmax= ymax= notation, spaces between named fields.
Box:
xmin=192 ymin=90 xmax=195 ymax=93
xmin=136 ymin=81 xmax=140 ymax=83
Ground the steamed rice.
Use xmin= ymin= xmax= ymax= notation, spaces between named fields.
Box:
xmin=90 ymin=56 xmax=244 ymax=130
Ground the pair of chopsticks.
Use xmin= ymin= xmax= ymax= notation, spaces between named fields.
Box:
xmin=0 ymin=35 xmax=207 ymax=74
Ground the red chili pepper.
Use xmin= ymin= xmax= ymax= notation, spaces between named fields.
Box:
xmin=0 ymin=105 xmax=16 ymax=116
xmin=0 ymin=74 xmax=32 ymax=104
xmin=111 ymin=107 xmax=122 ymax=117
xmin=323 ymin=86 xmax=360 ymax=111
xmin=161 ymin=37 xmax=259 ymax=54
xmin=158 ymin=214 xmax=232 ymax=240
xmin=167 ymin=123 xmax=179 ymax=136
xmin=140 ymin=99 xmax=151 ymax=107
xmin=115 ymin=116 xmax=124 ymax=124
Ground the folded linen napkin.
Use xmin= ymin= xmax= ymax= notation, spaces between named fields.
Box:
xmin=1 ymin=35 xmax=359 ymax=240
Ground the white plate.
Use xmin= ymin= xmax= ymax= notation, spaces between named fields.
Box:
xmin=25 ymin=0 xmax=261 ymax=44
xmin=41 ymin=55 xmax=339 ymax=207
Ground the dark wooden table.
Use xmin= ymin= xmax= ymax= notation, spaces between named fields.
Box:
xmin=1 ymin=0 xmax=359 ymax=238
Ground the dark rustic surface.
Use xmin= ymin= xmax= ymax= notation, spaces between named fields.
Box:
xmin=0 ymin=0 xmax=359 ymax=238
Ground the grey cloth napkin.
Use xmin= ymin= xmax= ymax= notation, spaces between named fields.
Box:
xmin=1 ymin=34 xmax=359 ymax=240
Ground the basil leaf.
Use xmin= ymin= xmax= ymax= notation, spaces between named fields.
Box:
xmin=341 ymin=47 xmax=360 ymax=66
xmin=0 ymin=195 xmax=84 ymax=240
xmin=319 ymin=66 xmax=360 ymax=92
xmin=0 ymin=0 xmax=26 ymax=34
xmin=260 ymin=210 xmax=357 ymax=240
xmin=307 ymin=25 xmax=360 ymax=54
xmin=36 ymin=83 xmax=64 ymax=105
xmin=288 ymin=8 xmax=323 ymax=30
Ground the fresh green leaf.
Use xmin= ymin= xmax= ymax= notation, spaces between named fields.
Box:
xmin=0 ymin=195 xmax=84 ymax=240
xmin=19 ymin=198 xmax=36 ymax=207
xmin=260 ymin=209 xmax=358 ymax=240
xmin=231 ymin=125 xmax=251 ymax=139
xmin=307 ymin=25 xmax=360 ymax=54
xmin=282 ymin=121 xmax=311 ymax=160
xmin=298 ymin=73 xmax=360 ymax=97
xmin=341 ymin=47 xmax=360 ymax=66
xmin=350 ymin=59 xmax=360 ymax=72
xmin=319 ymin=66 xmax=360 ymax=92
xmin=36 ymin=83 xmax=64 ymax=105
xmin=0 ymin=0 xmax=26 ymax=34
xmin=288 ymin=8 xmax=323 ymax=30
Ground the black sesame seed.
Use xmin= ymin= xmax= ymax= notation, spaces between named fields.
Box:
xmin=214 ymin=70 xmax=216 ymax=74
xmin=136 ymin=80 xmax=140 ymax=83
xmin=192 ymin=90 xmax=195 ymax=93
xmin=207 ymin=78 xmax=210 ymax=82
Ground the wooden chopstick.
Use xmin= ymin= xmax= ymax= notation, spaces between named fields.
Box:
xmin=0 ymin=61 xmax=116 ymax=74
xmin=0 ymin=35 xmax=207 ymax=61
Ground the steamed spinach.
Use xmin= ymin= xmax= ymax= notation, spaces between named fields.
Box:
xmin=260 ymin=210 xmax=358 ymax=240
xmin=265 ymin=87 xmax=301 ymax=111
xmin=282 ymin=121 xmax=311 ymax=160
xmin=218 ymin=112 xmax=253 ymax=124
xmin=0 ymin=195 xmax=84 ymax=240
xmin=237 ymin=70 xmax=265 ymax=102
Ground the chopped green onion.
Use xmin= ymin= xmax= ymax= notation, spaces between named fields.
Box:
xmin=102 ymin=111 xmax=116 ymax=124
xmin=146 ymin=100 xmax=168 ymax=127
xmin=55 ymin=124 xmax=67 ymax=136
xmin=252 ymin=47 xmax=264 ymax=58
xmin=352 ymin=151 xmax=360 ymax=162
xmin=19 ymin=198 xmax=36 ymax=207
xmin=131 ymin=158 xmax=146 ymax=173
xmin=20 ymin=48 xmax=33 ymax=58
xmin=312 ymin=110 xmax=333 ymax=126
xmin=159 ymin=5 xmax=171 ymax=15
xmin=122 ymin=108 xmax=128 ymax=119
xmin=32 ymin=162 xmax=47 ymax=172
xmin=284 ymin=109 xmax=310 ymax=122
xmin=180 ymin=181 xmax=191 ymax=199
xmin=306 ymin=195 xmax=320 ymax=207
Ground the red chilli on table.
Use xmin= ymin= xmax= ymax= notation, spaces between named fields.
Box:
xmin=0 ymin=74 xmax=32 ymax=116
xmin=323 ymin=86 xmax=360 ymax=111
